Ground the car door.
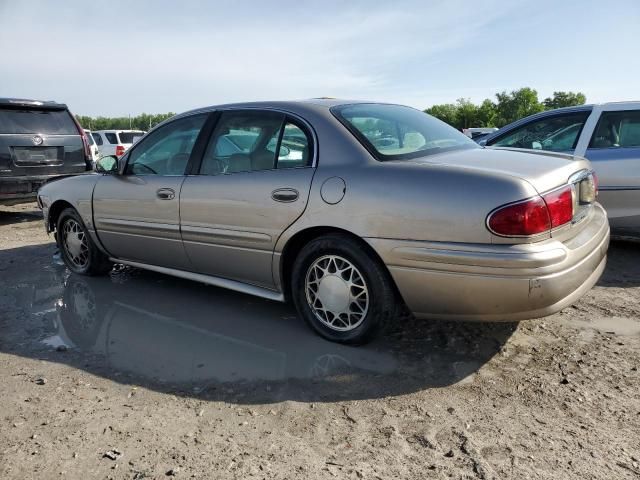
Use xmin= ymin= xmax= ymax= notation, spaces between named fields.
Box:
xmin=582 ymin=108 xmax=640 ymax=236
xmin=93 ymin=113 xmax=208 ymax=269
xmin=487 ymin=110 xmax=591 ymax=153
xmin=180 ymin=110 xmax=315 ymax=288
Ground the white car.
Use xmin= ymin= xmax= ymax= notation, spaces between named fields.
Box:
xmin=83 ymin=129 xmax=100 ymax=166
xmin=91 ymin=130 xmax=146 ymax=157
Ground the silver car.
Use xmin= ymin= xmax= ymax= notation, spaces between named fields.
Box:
xmin=37 ymin=100 xmax=610 ymax=344
xmin=482 ymin=102 xmax=640 ymax=238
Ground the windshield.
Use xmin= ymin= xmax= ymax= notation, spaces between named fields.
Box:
xmin=118 ymin=131 xmax=145 ymax=144
xmin=332 ymin=104 xmax=477 ymax=160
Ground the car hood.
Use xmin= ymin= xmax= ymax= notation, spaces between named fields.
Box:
xmin=396 ymin=146 xmax=592 ymax=194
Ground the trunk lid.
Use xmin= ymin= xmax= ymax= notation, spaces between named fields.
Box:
xmin=399 ymin=146 xmax=592 ymax=194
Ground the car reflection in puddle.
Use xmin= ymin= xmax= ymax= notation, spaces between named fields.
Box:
xmin=9 ymin=264 xmax=515 ymax=403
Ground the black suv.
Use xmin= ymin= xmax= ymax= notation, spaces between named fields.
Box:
xmin=0 ymin=98 xmax=91 ymax=206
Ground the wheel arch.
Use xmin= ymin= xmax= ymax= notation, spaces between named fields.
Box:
xmin=48 ymin=199 xmax=75 ymax=234
xmin=277 ymin=226 xmax=403 ymax=303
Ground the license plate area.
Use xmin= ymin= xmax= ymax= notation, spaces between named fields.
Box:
xmin=12 ymin=147 xmax=63 ymax=166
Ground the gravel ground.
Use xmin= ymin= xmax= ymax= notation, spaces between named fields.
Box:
xmin=0 ymin=203 xmax=639 ymax=480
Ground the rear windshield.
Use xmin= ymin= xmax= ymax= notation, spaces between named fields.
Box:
xmin=332 ymin=104 xmax=477 ymax=160
xmin=118 ymin=131 xmax=145 ymax=144
xmin=0 ymin=108 xmax=78 ymax=135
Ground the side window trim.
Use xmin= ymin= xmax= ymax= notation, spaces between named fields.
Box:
xmin=122 ymin=112 xmax=209 ymax=176
xmin=278 ymin=116 xmax=315 ymax=169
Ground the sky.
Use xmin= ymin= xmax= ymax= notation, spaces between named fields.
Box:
xmin=1 ymin=0 xmax=639 ymax=117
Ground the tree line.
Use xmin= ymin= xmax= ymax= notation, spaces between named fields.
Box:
xmin=74 ymin=87 xmax=586 ymax=132
xmin=424 ymin=88 xmax=587 ymax=130
xmin=75 ymin=112 xmax=176 ymax=132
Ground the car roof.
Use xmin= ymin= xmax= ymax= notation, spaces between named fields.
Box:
xmin=0 ymin=97 xmax=68 ymax=110
xmin=175 ymin=98 xmax=399 ymax=118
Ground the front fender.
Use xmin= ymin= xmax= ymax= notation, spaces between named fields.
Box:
xmin=38 ymin=174 xmax=104 ymax=251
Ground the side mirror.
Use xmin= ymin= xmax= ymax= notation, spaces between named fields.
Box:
xmin=531 ymin=141 xmax=542 ymax=150
xmin=95 ymin=155 xmax=119 ymax=174
xmin=478 ymin=139 xmax=488 ymax=147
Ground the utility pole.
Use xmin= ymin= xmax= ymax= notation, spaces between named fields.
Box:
xmin=129 ymin=114 xmax=132 ymax=129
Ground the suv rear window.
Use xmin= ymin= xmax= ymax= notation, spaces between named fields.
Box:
xmin=118 ymin=131 xmax=145 ymax=144
xmin=0 ymin=108 xmax=78 ymax=135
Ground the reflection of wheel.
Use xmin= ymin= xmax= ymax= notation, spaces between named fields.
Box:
xmin=58 ymin=276 xmax=103 ymax=348
xmin=291 ymin=235 xmax=396 ymax=344
xmin=57 ymin=208 xmax=112 ymax=275
xmin=309 ymin=354 xmax=351 ymax=378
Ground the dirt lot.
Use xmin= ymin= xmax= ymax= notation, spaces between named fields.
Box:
xmin=0 ymin=203 xmax=639 ymax=480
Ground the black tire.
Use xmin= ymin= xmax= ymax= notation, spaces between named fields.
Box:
xmin=291 ymin=234 xmax=397 ymax=344
xmin=57 ymin=208 xmax=112 ymax=276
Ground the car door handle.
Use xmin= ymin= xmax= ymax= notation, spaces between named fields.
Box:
xmin=156 ymin=188 xmax=175 ymax=200
xmin=271 ymin=188 xmax=299 ymax=202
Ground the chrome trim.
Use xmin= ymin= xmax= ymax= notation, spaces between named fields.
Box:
xmin=180 ymin=225 xmax=271 ymax=243
xmin=109 ymin=258 xmax=285 ymax=302
xmin=391 ymin=245 xmax=567 ymax=268
xmin=599 ymin=186 xmax=640 ymax=191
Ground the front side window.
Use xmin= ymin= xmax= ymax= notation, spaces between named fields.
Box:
xmin=125 ymin=114 xmax=207 ymax=175
xmin=92 ymin=133 xmax=103 ymax=145
xmin=105 ymin=133 xmax=118 ymax=144
xmin=332 ymin=103 xmax=476 ymax=160
xmin=589 ymin=110 xmax=640 ymax=149
xmin=200 ymin=111 xmax=312 ymax=175
xmin=490 ymin=112 xmax=589 ymax=152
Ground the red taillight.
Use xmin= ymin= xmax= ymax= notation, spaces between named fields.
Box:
xmin=488 ymin=196 xmax=551 ymax=236
xmin=71 ymin=115 xmax=91 ymax=161
xmin=115 ymin=145 xmax=126 ymax=156
xmin=543 ymin=185 xmax=573 ymax=228
xmin=488 ymin=185 xmax=574 ymax=237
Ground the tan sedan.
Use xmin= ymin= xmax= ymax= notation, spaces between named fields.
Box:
xmin=38 ymin=100 xmax=609 ymax=343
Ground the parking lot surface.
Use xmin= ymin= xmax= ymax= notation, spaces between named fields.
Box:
xmin=1 ymin=203 xmax=639 ymax=479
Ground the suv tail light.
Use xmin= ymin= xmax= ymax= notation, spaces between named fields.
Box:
xmin=70 ymin=115 xmax=92 ymax=167
xmin=488 ymin=185 xmax=574 ymax=237
xmin=115 ymin=145 xmax=126 ymax=156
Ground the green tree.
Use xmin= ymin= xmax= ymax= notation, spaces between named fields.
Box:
xmin=494 ymin=87 xmax=544 ymax=126
xmin=476 ymin=99 xmax=498 ymax=127
xmin=455 ymin=98 xmax=479 ymax=130
xmin=543 ymin=91 xmax=587 ymax=110
xmin=424 ymin=103 xmax=458 ymax=128
xmin=75 ymin=113 xmax=175 ymax=131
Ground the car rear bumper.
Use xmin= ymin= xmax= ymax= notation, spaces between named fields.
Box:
xmin=366 ymin=204 xmax=610 ymax=321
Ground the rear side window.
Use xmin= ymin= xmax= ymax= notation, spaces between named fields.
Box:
xmin=105 ymin=133 xmax=118 ymax=144
xmin=0 ymin=108 xmax=78 ymax=134
xmin=589 ymin=110 xmax=640 ymax=148
xmin=92 ymin=133 xmax=103 ymax=145
xmin=490 ymin=112 xmax=589 ymax=152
